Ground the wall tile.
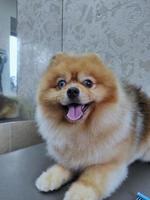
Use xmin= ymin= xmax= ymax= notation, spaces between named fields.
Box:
xmin=63 ymin=0 xmax=150 ymax=94
xmin=17 ymin=0 xmax=62 ymax=119
xmin=18 ymin=0 xmax=62 ymax=45
xmin=18 ymin=43 xmax=36 ymax=119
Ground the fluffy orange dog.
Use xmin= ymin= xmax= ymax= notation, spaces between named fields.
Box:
xmin=35 ymin=53 xmax=150 ymax=200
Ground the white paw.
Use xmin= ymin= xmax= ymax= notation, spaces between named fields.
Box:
xmin=64 ymin=182 xmax=97 ymax=200
xmin=35 ymin=165 xmax=71 ymax=192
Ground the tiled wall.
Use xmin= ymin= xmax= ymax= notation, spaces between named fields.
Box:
xmin=17 ymin=0 xmax=62 ymax=119
xmin=63 ymin=0 xmax=150 ymax=93
xmin=18 ymin=0 xmax=150 ymax=119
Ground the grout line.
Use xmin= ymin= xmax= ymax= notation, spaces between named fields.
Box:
xmin=61 ymin=0 xmax=64 ymax=52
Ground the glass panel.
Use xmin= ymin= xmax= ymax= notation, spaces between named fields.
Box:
xmin=0 ymin=0 xmax=19 ymax=122
xmin=0 ymin=0 xmax=17 ymax=96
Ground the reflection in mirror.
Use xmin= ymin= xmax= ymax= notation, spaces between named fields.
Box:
xmin=0 ymin=0 xmax=20 ymax=121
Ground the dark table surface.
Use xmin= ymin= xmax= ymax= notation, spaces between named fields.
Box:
xmin=0 ymin=143 xmax=149 ymax=200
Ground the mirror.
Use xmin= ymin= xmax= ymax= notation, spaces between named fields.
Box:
xmin=0 ymin=0 xmax=19 ymax=121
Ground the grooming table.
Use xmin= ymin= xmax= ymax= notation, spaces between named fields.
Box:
xmin=0 ymin=143 xmax=149 ymax=200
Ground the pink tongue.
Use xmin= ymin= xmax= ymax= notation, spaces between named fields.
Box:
xmin=67 ymin=105 xmax=83 ymax=121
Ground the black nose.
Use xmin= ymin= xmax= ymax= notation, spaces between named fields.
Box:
xmin=67 ymin=87 xmax=80 ymax=99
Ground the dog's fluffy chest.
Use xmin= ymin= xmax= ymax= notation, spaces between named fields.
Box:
xmin=46 ymin=127 xmax=118 ymax=170
xmin=37 ymin=108 xmax=131 ymax=170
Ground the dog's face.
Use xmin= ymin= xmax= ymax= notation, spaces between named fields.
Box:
xmin=38 ymin=54 xmax=118 ymax=124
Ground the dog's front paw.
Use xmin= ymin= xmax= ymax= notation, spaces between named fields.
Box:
xmin=35 ymin=165 xmax=72 ymax=192
xmin=64 ymin=182 xmax=98 ymax=200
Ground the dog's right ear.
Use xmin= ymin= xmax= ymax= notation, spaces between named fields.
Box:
xmin=49 ymin=53 xmax=67 ymax=67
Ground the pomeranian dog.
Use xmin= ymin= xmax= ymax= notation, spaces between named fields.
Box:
xmin=35 ymin=53 xmax=150 ymax=200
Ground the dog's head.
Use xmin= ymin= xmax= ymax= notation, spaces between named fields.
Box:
xmin=37 ymin=53 xmax=118 ymax=124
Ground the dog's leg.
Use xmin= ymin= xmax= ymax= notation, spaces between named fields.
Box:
xmin=64 ymin=162 xmax=128 ymax=200
xmin=139 ymin=133 xmax=150 ymax=162
xmin=141 ymin=147 xmax=150 ymax=161
xmin=35 ymin=164 xmax=73 ymax=192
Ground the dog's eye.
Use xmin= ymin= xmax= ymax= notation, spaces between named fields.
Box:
xmin=83 ymin=79 xmax=93 ymax=88
xmin=57 ymin=80 xmax=66 ymax=89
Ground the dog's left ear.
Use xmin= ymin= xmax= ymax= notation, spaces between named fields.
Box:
xmin=49 ymin=53 xmax=68 ymax=67
xmin=85 ymin=53 xmax=102 ymax=63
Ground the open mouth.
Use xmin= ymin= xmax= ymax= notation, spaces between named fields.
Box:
xmin=63 ymin=103 xmax=92 ymax=122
